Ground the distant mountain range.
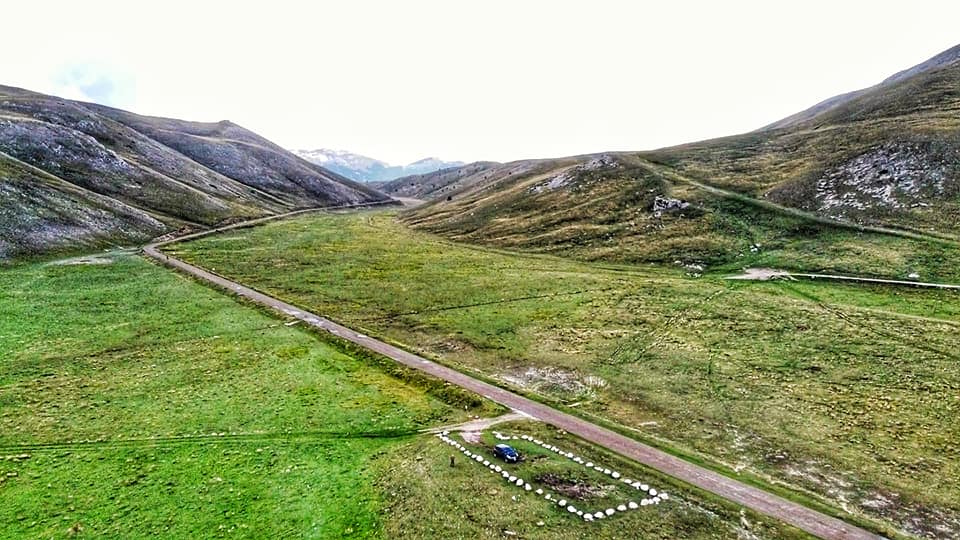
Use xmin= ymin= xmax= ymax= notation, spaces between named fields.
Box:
xmin=0 ymin=85 xmax=390 ymax=260
xmin=293 ymin=148 xmax=464 ymax=182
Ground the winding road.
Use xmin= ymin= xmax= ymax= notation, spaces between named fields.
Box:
xmin=143 ymin=206 xmax=881 ymax=540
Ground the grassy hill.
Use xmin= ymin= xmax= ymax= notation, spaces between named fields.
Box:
xmin=401 ymin=45 xmax=960 ymax=277
xmin=0 ymin=85 xmax=391 ymax=260
xmin=761 ymin=43 xmax=960 ymax=130
xmin=379 ymin=161 xmax=500 ymax=199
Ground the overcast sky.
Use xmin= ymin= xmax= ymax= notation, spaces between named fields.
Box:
xmin=5 ymin=1 xmax=959 ymax=164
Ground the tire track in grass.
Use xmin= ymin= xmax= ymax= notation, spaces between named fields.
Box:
xmin=0 ymin=428 xmax=423 ymax=454
xmin=602 ymin=288 xmax=729 ymax=365
xmin=362 ymin=287 xmax=618 ymax=322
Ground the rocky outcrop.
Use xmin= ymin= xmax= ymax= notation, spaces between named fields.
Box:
xmin=815 ymin=142 xmax=956 ymax=219
xmin=652 ymin=196 xmax=690 ymax=216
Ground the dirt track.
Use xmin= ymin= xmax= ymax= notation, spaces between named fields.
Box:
xmin=728 ymin=267 xmax=960 ymax=290
xmin=144 ymin=208 xmax=881 ymax=540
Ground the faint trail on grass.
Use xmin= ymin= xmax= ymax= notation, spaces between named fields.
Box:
xmin=779 ymin=283 xmax=960 ymax=362
xmin=425 ymin=412 xmax=536 ymax=435
xmin=363 ymin=287 xmax=618 ymax=322
xmin=0 ymin=428 xmax=423 ymax=453
xmin=771 ymin=280 xmax=960 ymax=328
xmin=727 ymin=267 xmax=960 ymax=290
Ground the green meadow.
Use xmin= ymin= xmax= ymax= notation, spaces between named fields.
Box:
xmin=170 ymin=210 xmax=960 ymax=538
xmin=1 ymin=251 xmax=764 ymax=538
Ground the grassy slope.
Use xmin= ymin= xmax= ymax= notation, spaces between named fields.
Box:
xmin=171 ymin=211 xmax=960 ymax=538
xmin=379 ymin=161 xmax=500 ymax=199
xmin=0 ymin=254 xmax=459 ymax=538
xmin=638 ymin=60 xmax=960 ymax=235
xmin=403 ymin=154 xmax=960 ymax=282
xmin=400 ymin=60 xmax=960 ymax=274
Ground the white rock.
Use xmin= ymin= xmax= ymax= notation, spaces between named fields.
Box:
xmin=631 ymin=481 xmax=641 ymax=489
xmin=495 ymin=466 xmax=502 ymax=472
xmin=509 ymin=476 xmax=517 ymax=482
xmin=640 ymin=484 xmax=649 ymax=491
xmin=605 ymin=508 xmax=615 ymax=516
xmin=603 ymin=469 xmax=611 ymax=475
xmin=594 ymin=512 xmax=605 ymax=519
xmin=576 ymin=510 xmax=583 ymax=517
xmin=641 ymin=499 xmax=649 ymax=506
xmin=612 ymin=472 xmax=621 ymax=479
xmin=594 ymin=466 xmax=603 ymax=472
xmin=567 ymin=506 xmax=576 ymax=513
xmin=653 ymin=496 xmax=661 ymax=504
xmin=585 ymin=462 xmax=594 ymax=468
xmin=649 ymin=488 xmax=657 ymax=496
xmin=515 ymin=478 xmax=524 ymax=486
xmin=535 ymin=488 xmax=543 ymax=495
xmin=617 ymin=504 xmax=627 ymax=512
xmin=660 ymin=492 xmax=670 ymax=500
xmin=524 ymin=484 xmax=532 ymax=491
xmin=558 ymin=499 xmax=567 ymax=507
xmin=584 ymin=514 xmax=594 ymax=522
xmin=483 ymin=460 xmax=490 ymax=466
xmin=628 ymin=501 xmax=638 ymax=509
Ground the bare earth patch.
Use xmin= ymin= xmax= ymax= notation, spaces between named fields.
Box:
xmin=536 ymin=473 xmax=617 ymax=501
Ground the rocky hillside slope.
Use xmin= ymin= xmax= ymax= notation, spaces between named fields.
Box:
xmin=0 ymin=85 xmax=391 ymax=260
xmin=402 ymin=44 xmax=960 ymax=271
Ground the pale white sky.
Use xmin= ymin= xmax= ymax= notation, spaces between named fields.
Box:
xmin=5 ymin=1 xmax=959 ymax=164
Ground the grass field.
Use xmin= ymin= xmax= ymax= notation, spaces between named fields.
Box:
xmin=170 ymin=210 xmax=960 ymax=538
xmin=0 ymin=252 xmax=771 ymax=538
xmin=376 ymin=421 xmax=806 ymax=539
xmin=0 ymin=253 xmax=463 ymax=538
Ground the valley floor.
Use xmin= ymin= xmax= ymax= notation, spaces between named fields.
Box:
xmin=167 ymin=210 xmax=960 ymax=539
xmin=0 ymin=251 xmax=776 ymax=538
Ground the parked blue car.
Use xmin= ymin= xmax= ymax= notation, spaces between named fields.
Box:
xmin=494 ymin=443 xmax=519 ymax=463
